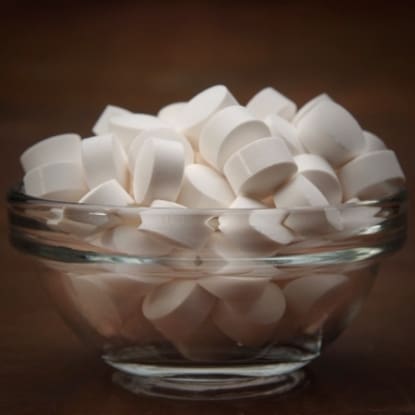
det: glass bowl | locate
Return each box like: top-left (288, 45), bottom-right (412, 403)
top-left (7, 186), bottom-right (407, 400)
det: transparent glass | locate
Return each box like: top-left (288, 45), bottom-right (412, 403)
top-left (7, 186), bottom-right (407, 400)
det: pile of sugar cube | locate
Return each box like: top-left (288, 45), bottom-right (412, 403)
top-left (21, 85), bottom-right (405, 212)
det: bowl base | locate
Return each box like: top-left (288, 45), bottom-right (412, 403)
top-left (112, 368), bottom-right (307, 400)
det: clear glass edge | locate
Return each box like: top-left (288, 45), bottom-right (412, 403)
top-left (7, 183), bottom-right (408, 214)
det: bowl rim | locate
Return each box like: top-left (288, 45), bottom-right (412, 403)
top-left (7, 182), bottom-right (408, 214)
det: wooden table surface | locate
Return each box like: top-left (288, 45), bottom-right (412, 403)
top-left (1, 2), bottom-right (414, 414)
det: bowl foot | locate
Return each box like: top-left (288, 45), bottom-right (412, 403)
top-left (112, 367), bottom-right (307, 400)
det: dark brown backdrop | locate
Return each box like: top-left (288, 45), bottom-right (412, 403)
top-left (1, 2), bottom-right (414, 414)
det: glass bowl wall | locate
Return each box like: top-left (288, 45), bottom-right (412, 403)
top-left (7, 187), bottom-right (407, 400)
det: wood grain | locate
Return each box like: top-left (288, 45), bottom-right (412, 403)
top-left (1, 2), bottom-right (414, 413)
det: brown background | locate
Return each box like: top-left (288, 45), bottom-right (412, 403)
top-left (1, 1), bottom-right (414, 414)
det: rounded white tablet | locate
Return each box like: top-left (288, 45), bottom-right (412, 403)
top-left (109, 224), bottom-right (172, 256)
top-left (294, 154), bottom-right (342, 204)
top-left (79, 179), bottom-right (134, 206)
top-left (177, 164), bottom-right (234, 208)
top-left (81, 134), bottom-right (128, 189)
top-left (265, 114), bottom-right (305, 155)
top-left (142, 280), bottom-right (215, 343)
top-left (228, 195), bottom-right (265, 209)
top-left (283, 274), bottom-right (350, 326)
top-left (90, 273), bottom-right (167, 306)
top-left (218, 196), bottom-right (293, 256)
top-left (23, 161), bottom-right (87, 202)
top-left (362, 131), bottom-right (386, 153)
top-left (246, 87), bottom-right (297, 120)
top-left (297, 100), bottom-right (365, 166)
top-left (20, 133), bottom-right (81, 173)
top-left (133, 137), bottom-right (185, 205)
top-left (109, 113), bottom-right (167, 148)
top-left (199, 233), bottom-right (256, 275)
top-left (199, 105), bottom-right (271, 171)
top-left (157, 102), bottom-right (186, 128)
top-left (248, 209), bottom-right (295, 245)
top-left (213, 283), bottom-right (286, 347)
top-left (339, 198), bottom-right (382, 231)
top-left (273, 175), bottom-right (342, 235)
top-left (139, 200), bottom-right (214, 249)
top-left (174, 317), bottom-right (236, 361)
top-left (92, 105), bottom-right (131, 135)
top-left (201, 232), bottom-right (258, 269)
top-left (128, 127), bottom-right (193, 171)
top-left (224, 137), bottom-right (297, 197)
top-left (273, 174), bottom-right (328, 208)
top-left (292, 93), bottom-right (332, 125)
top-left (218, 195), bottom-right (266, 240)
top-left (285, 207), bottom-right (342, 237)
top-left (179, 85), bottom-right (238, 148)
top-left (338, 150), bottom-right (405, 200)
top-left (199, 275), bottom-right (270, 305)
